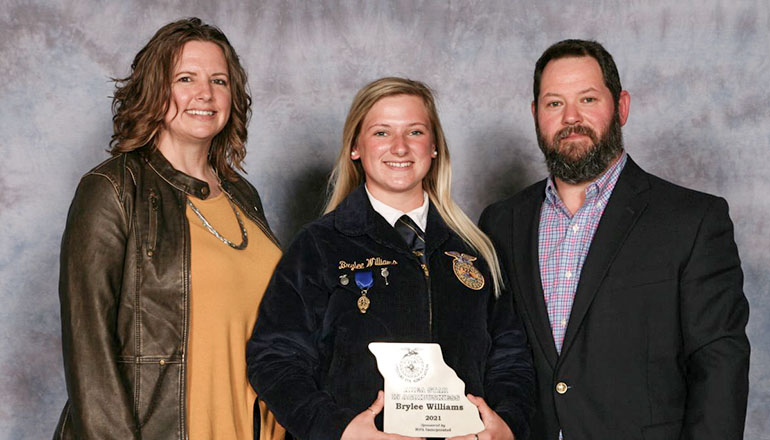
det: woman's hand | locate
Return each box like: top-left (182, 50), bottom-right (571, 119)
top-left (447, 394), bottom-right (515, 440)
top-left (341, 390), bottom-right (426, 440)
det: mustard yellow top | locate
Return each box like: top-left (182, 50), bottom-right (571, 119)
top-left (185, 192), bottom-right (284, 440)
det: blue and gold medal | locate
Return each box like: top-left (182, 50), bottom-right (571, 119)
top-left (355, 270), bottom-right (374, 313)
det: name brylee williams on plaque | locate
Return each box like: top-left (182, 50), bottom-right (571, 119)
top-left (393, 386), bottom-right (464, 412)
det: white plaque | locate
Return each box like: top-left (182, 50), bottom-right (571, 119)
top-left (369, 342), bottom-right (484, 437)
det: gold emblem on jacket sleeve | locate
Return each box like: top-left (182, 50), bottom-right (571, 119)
top-left (444, 251), bottom-right (485, 290)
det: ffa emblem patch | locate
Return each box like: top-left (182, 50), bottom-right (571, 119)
top-left (444, 251), bottom-right (485, 291)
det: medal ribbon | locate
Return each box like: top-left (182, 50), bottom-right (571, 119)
top-left (354, 270), bottom-right (374, 291)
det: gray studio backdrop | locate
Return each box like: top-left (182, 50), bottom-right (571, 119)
top-left (1, 1), bottom-right (768, 438)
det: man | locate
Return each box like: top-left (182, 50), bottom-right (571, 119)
top-left (479, 39), bottom-right (750, 439)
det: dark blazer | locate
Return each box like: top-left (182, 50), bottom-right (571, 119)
top-left (479, 157), bottom-right (750, 440)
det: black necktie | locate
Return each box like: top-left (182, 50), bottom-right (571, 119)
top-left (395, 215), bottom-right (429, 277)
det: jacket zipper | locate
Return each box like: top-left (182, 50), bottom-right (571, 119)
top-left (147, 190), bottom-right (158, 256)
top-left (426, 272), bottom-right (433, 341)
top-left (415, 251), bottom-right (433, 340)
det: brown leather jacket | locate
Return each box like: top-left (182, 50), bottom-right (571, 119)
top-left (54, 148), bottom-right (278, 439)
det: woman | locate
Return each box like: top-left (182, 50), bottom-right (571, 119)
top-left (247, 78), bottom-right (534, 440)
top-left (55, 18), bottom-right (284, 440)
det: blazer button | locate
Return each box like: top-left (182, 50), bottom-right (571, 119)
top-left (159, 360), bottom-right (166, 366)
top-left (556, 382), bottom-right (568, 394)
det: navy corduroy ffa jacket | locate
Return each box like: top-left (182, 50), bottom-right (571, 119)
top-left (248, 185), bottom-right (535, 440)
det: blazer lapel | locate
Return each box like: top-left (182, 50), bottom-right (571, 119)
top-left (512, 183), bottom-right (559, 368)
top-left (559, 158), bottom-right (651, 360)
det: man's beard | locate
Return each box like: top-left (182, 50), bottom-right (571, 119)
top-left (536, 111), bottom-right (624, 184)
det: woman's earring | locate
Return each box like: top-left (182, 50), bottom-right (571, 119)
top-left (431, 150), bottom-right (438, 158)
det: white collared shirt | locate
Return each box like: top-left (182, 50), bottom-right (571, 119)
top-left (364, 185), bottom-right (429, 232)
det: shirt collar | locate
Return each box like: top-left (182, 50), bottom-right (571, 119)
top-left (545, 151), bottom-right (628, 208)
top-left (365, 184), bottom-right (430, 232)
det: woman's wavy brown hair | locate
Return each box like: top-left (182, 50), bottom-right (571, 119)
top-left (110, 17), bottom-right (251, 180)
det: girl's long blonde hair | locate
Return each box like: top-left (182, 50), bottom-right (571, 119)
top-left (325, 77), bottom-right (504, 296)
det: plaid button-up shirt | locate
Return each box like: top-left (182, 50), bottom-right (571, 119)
top-left (538, 153), bottom-right (627, 353)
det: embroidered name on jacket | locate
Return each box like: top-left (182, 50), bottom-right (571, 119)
top-left (339, 257), bottom-right (399, 271)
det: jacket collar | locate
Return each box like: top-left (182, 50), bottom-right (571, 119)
top-left (511, 180), bottom-right (557, 366)
top-left (558, 155), bottom-right (650, 361)
top-left (334, 184), bottom-right (451, 255)
top-left (142, 147), bottom-right (214, 200)
top-left (512, 155), bottom-right (651, 368)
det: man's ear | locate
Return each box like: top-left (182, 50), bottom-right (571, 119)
top-left (617, 91), bottom-right (630, 126)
